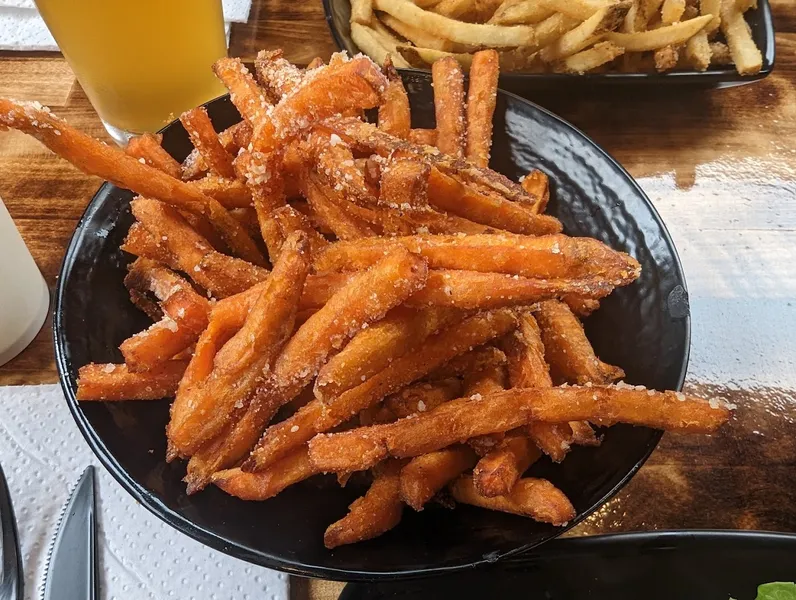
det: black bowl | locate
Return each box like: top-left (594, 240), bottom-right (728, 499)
top-left (323, 0), bottom-right (775, 91)
top-left (54, 75), bottom-right (689, 580)
top-left (341, 530), bottom-right (796, 599)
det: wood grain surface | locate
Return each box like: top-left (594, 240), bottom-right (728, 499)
top-left (0, 1), bottom-right (794, 599)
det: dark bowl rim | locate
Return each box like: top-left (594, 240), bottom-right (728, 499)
top-left (322, 0), bottom-right (775, 83)
top-left (53, 86), bottom-right (690, 581)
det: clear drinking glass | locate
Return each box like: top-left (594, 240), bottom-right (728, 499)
top-left (0, 197), bottom-right (49, 367)
top-left (34, 0), bottom-right (229, 145)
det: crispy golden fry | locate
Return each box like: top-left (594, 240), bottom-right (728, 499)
top-left (379, 157), bottom-right (430, 208)
top-left (462, 360), bottom-right (508, 455)
top-left (271, 204), bottom-right (329, 256)
top-left (125, 133), bottom-right (182, 179)
top-left (685, 29), bottom-right (712, 71)
top-left (473, 432), bottom-right (542, 496)
top-left (248, 309), bottom-right (518, 471)
top-left (701, 0), bottom-right (722, 33)
top-left (0, 99), bottom-right (264, 265)
top-left (369, 20), bottom-right (414, 67)
top-left (521, 169), bottom-right (549, 213)
top-left (535, 300), bottom-right (624, 385)
top-left (195, 251), bottom-right (271, 297)
top-left (315, 306), bottom-right (463, 401)
top-left (307, 386), bottom-right (733, 472)
top-left (314, 234), bottom-right (641, 288)
top-left (303, 175), bottom-right (377, 239)
top-left (373, 0), bottom-right (537, 47)
top-left (400, 446), bottom-right (477, 510)
top-left (540, 4), bottom-right (630, 62)
top-left (433, 0), bottom-right (474, 18)
top-left (661, 0), bottom-right (686, 22)
top-left (299, 272), bottom-right (358, 310)
top-left (351, 0), bottom-right (375, 24)
top-left (535, 13), bottom-right (582, 48)
top-left (654, 44), bottom-right (680, 72)
top-left (432, 345), bottom-right (506, 380)
top-left (406, 270), bottom-right (613, 310)
top-left (211, 446), bottom-right (320, 500)
top-left (569, 420), bottom-right (601, 446)
top-left (450, 475), bottom-right (575, 525)
top-left (489, 0), bottom-right (556, 25)
top-left (254, 49), bottom-right (305, 101)
top-left (548, 0), bottom-right (614, 20)
top-left (180, 107), bottom-right (237, 180)
top-left (351, 23), bottom-right (395, 68)
top-left (465, 50), bottom-right (499, 168)
top-left (185, 176), bottom-right (253, 209)
top-left (167, 233), bottom-right (311, 457)
top-left (432, 57), bottom-right (467, 158)
top-left (379, 13), bottom-right (455, 51)
top-left (428, 168), bottom-right (562, 234)
top-left (398, 45), bottom-right (475, 70)
top-left (378, 57), bottom-right (412, 139)
top-left (385, 378), bottom-right (463, 418)
top-left (308, 130), bottom-right (372, 207)
top-left (552, 41), bottom-right (625, 73)
top-left (709, 40), bottom-right (733, 64)
top-left (77, 361), bottom-right (188, 401)
top-left (407, 128), bottom-right (438, 146)
top-left (121, 227), bottom-right (179, 270)
top-left (212, 58), bottom-right (271, 127)
top-left (720, 0), bottom-right (762, 75)
top-left (324, 459), bottom-right (404, 549)
top-left (635, 0), bottom-right (665, 29)
top-left (606, 15), bottom-right (712, 50)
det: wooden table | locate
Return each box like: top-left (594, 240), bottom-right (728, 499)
top-left (1, 1), bottom-right (795, 599)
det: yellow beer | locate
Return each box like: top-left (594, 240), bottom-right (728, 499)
top-left (35, 0), bottom-right (228, 135)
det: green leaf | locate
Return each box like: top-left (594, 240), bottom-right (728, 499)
top-left (756, 582), bottom-right (796, 600)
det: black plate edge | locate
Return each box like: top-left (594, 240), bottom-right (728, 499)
top-left (322, 0), bottom-right (775, 86)
top-left (52, 86), bottom-right (690, 581)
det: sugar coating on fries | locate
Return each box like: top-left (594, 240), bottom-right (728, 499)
top-left (7, 49), bottom-right (739, 549)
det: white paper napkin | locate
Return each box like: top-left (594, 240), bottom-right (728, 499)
top-left (0, 384), bottom-right (289, 600)
top-left (0, 0), bottom-right (252, 51)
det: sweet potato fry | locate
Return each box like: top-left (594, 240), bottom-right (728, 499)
top-left (431, 57), bottom-right (466, 158)
top-left (303, 176), bottom-right (377, 240)
top-left (521, 169), bottom-right (550, 214)
top-left (196, 251), bottom-right (270, 297)
top-left (406, 270), bottom-right (613, 310)
top-left (502, 311), bottom-right (552, 388)
top-left (271, 204), bottom-right (329, 256)
top-left (167, 232), bottom-right (311, 457)
top-left (185, 176), bottom-right (253, 209)
top-left (400, 446), bottom-right (477, 510)
top-left (125, 133), bottom-right (182, 179)
top-left (385, 378), bottom-right (463, 418)
top-left (465, 50), bottom-right (499, 168)
top-left (314, 234), bottom-right (641, 288)
top-left (315, 306), bottom-right (464, 401)
top-left (450, 476), bottom-right (575, 525)
top-left (254, 49), bottom-right (305, 101)
top-left (249, 309), bottom-right (518, 472)
top-left (432, 346), bottom-right (506, 380)
top-left (379, 157), bottom-right (431, 209)
top-left (307, 386), bottom-right (732, 472)
top-left (473, 432), bottom-right (542, 497)
top-left (208, 446), bottom-right (319, 500)
top-left (463, 359), bottom-right (508, 455)
top-left (212, 58), bottom-right (271, 128)
top-left (562, 294), bottom-right (600, 317)
top-left (121, 223), bottom-right (180, 269)
top-left (378, 57), bottom-right (412, 139)
top-left (324, 459), bottom-right (404, 549)
top-left (77, 361), bottom-right (188, 401)
top-left (180, 107), bottom-right (237, 180)
top-left (535, 300), bottom-right (624, 385)
top-left (181, 121), bottom-right (253, 181)
top-left (408, 128), bottom-right (438, 146)
top-left (307, 130), bottom-right (373, 208)
top-left (0, 99), bottom-right (264, 265)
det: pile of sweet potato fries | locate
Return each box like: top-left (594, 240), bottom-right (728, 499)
top-left (0, 49), bottom-right (732, 549)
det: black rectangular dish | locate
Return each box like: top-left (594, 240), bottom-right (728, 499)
top-left (323, 0), bottom-right (775, 91)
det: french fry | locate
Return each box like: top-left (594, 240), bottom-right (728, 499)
top-left (535, 12), bottom-right (582, 48)
top-left (307, 57), bottom-right (325, 70)
top-left (606, 15), bottom-right (712, 50)
top-left (552, 41), bottom-right (625, 74)
top-left (125, 133), bottom-right (182, 179)
top-left (433, 0), bottom-right (475, 18)
top-left (379, 13), bottom-right (455, 51)
top-left (324, 459), bottom-right (404, 549)
top-left (186, 176), bottom-right (253, 209)
top-left (299, 272), bottom-right (359, 310)
top-left (313, 234), bottom-right (642, 288)
top-left (685, 29), bottom-right (712, 71)
top-left (77, 361), bottom-right (188, 401)
top-left (431, 345), bottom-right (506, 380)
top-left (379, 156), bottom-right (430, 208)
top-left (465, 50), bottom-right (499, 168)
top-left (167, 232), bottom-right (311, 457)
top-left (0, 98), bottom-right (264, 265)
top-left (271, 204), bottom-right (329, 256)
top-left (212, 58), bottom-right (271, 127)
top-left (540, 4), bottom-right (630, 63)
top-left (520, 169), bottom-right (550, 213)
top-left (351, 23), bottom-right (395, 69)
top-left (121, 223), bottom-right (180, 270)
top-left (254, 49), bottom-right (305, 101)
top-left (462, 359), bottom-right (508, 455)
top-left (661, 0), bottom-right (686, 23)
top-left (384, 378), bottom-right (463, 418)
top-left (709, 40), bottom-right (733, 64)
top-left (547, 0), bottom-right (614, 20)
top-left (307, 386), bottom-right (733, 472)
top-left (535, 300), bottom-right (624, 385)
top-left (351, 0), bottom-right (375, 24)
top-left (569, 420), bottom-right (601, 446)
top-left (180, 107), bottom-right (237, 180)
top-left (432, 57), bottom-right (467, 158)
top-left (373, 0), bottom-right (537, 47)
top-left (211, 446), bottom-right (320, 500)
top-left (450, 475), bottom-right (575, 525)
top-left (369, 20), bottom-right (414, 66)
top-left (378, 57), bottom-right (412, 140)
top-left (408, 128), bottom-right (438, 146)
top-left (303, 176), bottom-right (377, 239)
top-left (315, 306), bottom-right (463, 401)
top-left (720, 0), bottom-right (762, 75)
top-left (405, 270), bottom-right (614, 310)
top-left (195, 250), bottom-right (270, 297)
top-left (399, 45), bottom-right (475, 70)
top-left (307, 130), bottom-right (372, 207)
top-left (635, 0), bottom-right (665, 29)
top-left (701, 0), bottom-right (722, 33)
top-left (489, 0), bottom-right (556, 25)
top-left (248, 309), bottom-right (518, 471)
top-left (654, 44), bottom-right (680, 72)
top-left (400, 445), bottom-right (477, 510)
top-left (472, 432), bottom-right (542, 496)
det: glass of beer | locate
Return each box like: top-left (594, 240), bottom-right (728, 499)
top-left (35, 0), bottom-right (228, 145)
